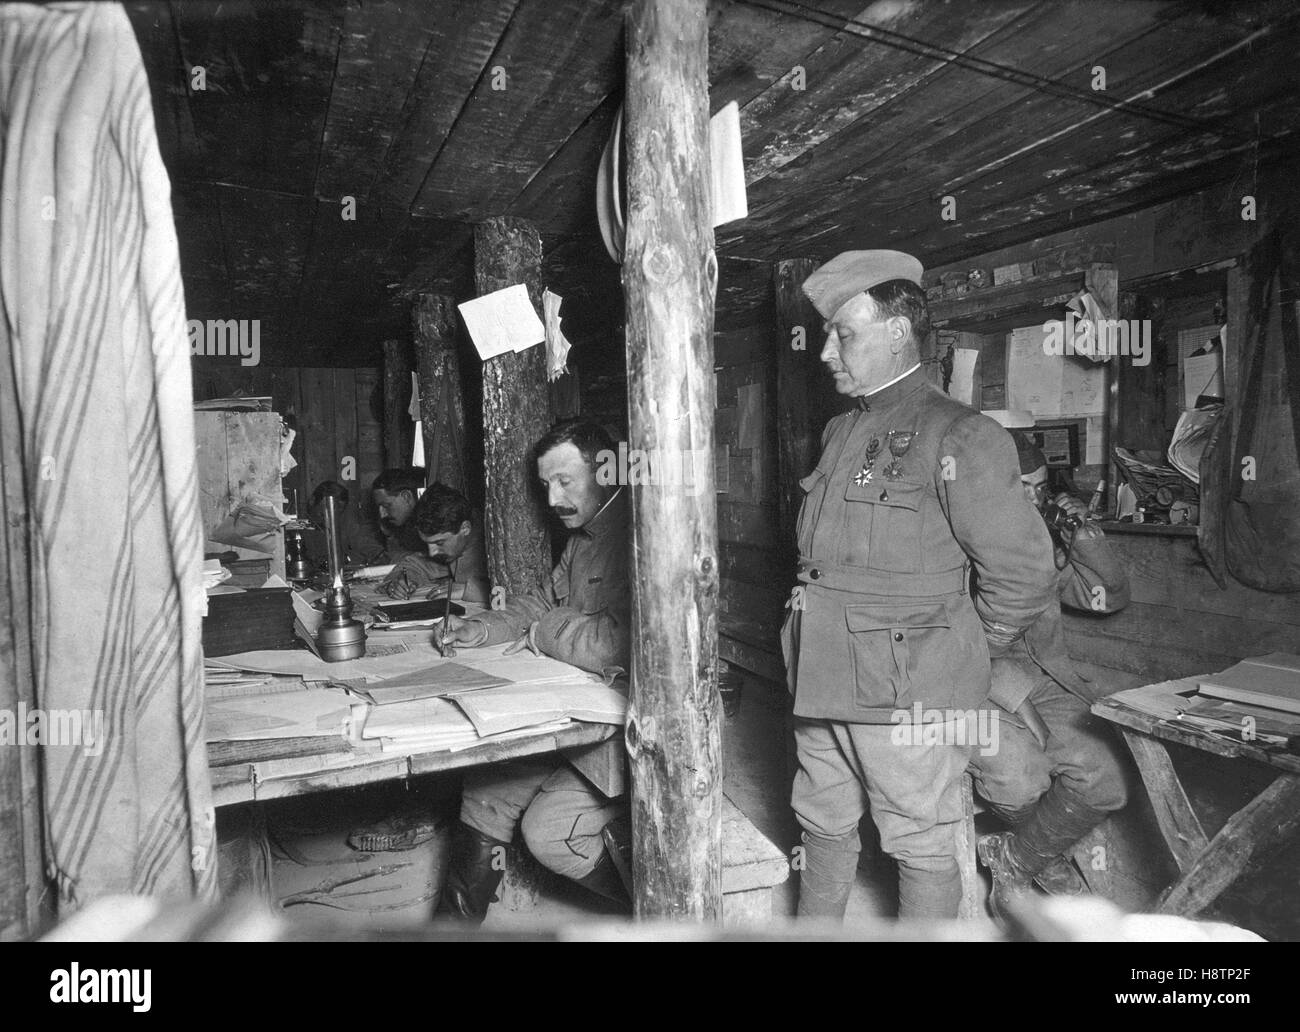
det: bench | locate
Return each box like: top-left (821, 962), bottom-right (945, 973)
top-left (723, 792), bottom-right (790, 923)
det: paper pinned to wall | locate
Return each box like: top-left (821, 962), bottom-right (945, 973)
top-left (948, 348), bottom-right (978, 406)
top-left (710, 101), bottom-right (748, 228)
top-left (458, 284), bottom-right (545, 361)
top-left (542, 288), bottom-right (572, 381)
top-left (1007, 323), bottom-right (1104, 419)
top-left (1085, 415), bottom-right (1104, 465)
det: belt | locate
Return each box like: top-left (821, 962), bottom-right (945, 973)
top-left (796, 556), bottom-right (968, 597)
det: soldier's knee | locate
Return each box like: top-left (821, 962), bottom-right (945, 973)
top-left (970, 758), bottom-right (1051, 812)
top-left (1059, 741), bottom-right (1129, 812)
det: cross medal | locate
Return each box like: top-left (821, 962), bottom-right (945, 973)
top-left (853, 437), bottom-right (881, 486)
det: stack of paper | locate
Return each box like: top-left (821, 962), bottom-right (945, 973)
top-left (1199, 654), bottom-right (1300, 716)
top-left (454, 682), bottom-right (627, 737)
top-left (205, 684), bottom-right (356, 743)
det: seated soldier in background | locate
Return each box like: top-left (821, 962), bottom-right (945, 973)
top-left (434, 418), bottom-right (632, 923)
top-left (370, 466), bottom-right (428, 561)
top-left (379, 482), bottom-right (490, 603)
top-left (972, 431), bottom-right (1132, 917)
top-left (303, 480), bottom-right (385, 567)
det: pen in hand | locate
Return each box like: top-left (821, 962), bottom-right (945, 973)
top-left (436, 570), bottom-right (455, 658)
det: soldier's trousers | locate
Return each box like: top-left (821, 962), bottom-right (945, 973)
top-left (969, 673), bottom-right (1128, 816)
top-left (792, 716), bottom-right (972, 919)
top-left (461, 758), bottom-right (625, 880)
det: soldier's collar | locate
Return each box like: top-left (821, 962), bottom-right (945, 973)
top-left (855, 364), bottom-right (924, 412)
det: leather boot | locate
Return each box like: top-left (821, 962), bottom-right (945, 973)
top-left (897, 863), bottom-right (962, 920)
top-left (435, 821), bottom-right (509, 926)
top-left (977, 830), bottom-right (1033, 923)
top-left (600, 814), bottom-right (634, 898)
top-left (796, 830), bottom-right (860, 920)
top-left (573, 851), bottom-right (631, 907)
top-left (1008, 780), bottom-right (1109, 879)
top-left (986, 798), bottom-right (1087, 896)
top-left (979, 781), bottom-right (1108, 921)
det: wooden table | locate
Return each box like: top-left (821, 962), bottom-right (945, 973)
top-left (207, 608), bottom-right (625, 807)
top-left (210, 719), bottom-right (620, 807)
top-left (1093, 674), bottom-right (1300, 916)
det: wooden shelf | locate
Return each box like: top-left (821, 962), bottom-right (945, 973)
top-left (1097, 520), bottom-right (1197, 537)
top-left (929, 266), bottom-right (1103, 330)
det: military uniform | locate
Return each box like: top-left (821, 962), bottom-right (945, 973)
top-left (783, 366), bottom-right (1057, 917)
top-left (970, 529), bottom-right (1132, 826)
top-left (457, 488), bottom-right (630, 879)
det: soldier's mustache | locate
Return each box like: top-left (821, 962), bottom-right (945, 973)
top-left (552, 506), bottom-right (578, 517)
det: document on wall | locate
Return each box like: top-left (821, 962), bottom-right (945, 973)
top-left (458, 284), bottom-right (545, 361)
top-left (1007, 324), bottom-right (1104, 418)
top-left (948, 348), bottom-right (978, 406)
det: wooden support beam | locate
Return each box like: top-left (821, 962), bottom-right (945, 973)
top-left (381, 338), bottom-right (413, 469)
top-left (1158, 773), bottom-right (1300, 916)
top-left (623, 0), bottom-right (721, 920)
top-left (412, 293), bottom-right (468, 492)
top-left (1120, 731), bottom-right (1209, 873)
top-left (474, 217), bottom-right (552, 594)
top-left (773, 258), bottom-right (821, 552)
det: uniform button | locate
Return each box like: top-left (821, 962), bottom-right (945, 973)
top-left (893, 632), bottom-right (904, 642)
top-left (809, 568), bottom-right (820, 580)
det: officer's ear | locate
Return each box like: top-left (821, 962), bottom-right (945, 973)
top-left (887, 315), bottom-right (912, 353)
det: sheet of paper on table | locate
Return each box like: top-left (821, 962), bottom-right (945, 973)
top-left (205, 685), bottom-right (356, 742)
top-left (453, 682), bottom-right (628, 737)
top-left (206, 641), bottom-right (437, 683)
top-left (354, 662), bottom-right (509, 705)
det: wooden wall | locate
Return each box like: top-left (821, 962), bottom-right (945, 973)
top-left (191, 361), bottom-right (384, 520)
top-left (713, 260), bottom-right (788, 683)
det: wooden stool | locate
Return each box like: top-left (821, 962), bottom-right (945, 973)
top-left (955, 770), bottom-right (985, 919)
top-left (722, 793), bottom-right (790, 924)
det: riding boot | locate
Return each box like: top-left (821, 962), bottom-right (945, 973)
top-left (573, 851), bottom-right (631, 907)
top-left (434, 821), bottom-right (509, 926)
top-left (796, 830), bottom-right (860, 920)
top-left (1008, 779), bottom-right (1109, 877)
top-left (985, 797), bottom-right (1085, 895)
top-left (978, 780), bottom-right (1107, 920)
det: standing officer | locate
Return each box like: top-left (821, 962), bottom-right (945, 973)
top-left (783, 250), bottom-right (1057, 920)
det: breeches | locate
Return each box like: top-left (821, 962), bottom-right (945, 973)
top-left (461, 758), bottom-right (624, 880)
top-left (791, 716), bottom-right (971, 871)
top-left (968, 673), bottom-right (1128, 813)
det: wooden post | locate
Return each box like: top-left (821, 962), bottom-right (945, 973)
top-left (381, 338), bottom-right (412, 469)
top-left (774, 258), bottom-right (821, 552)
top-left (623, 0), bottom-right (721, 920)
top-left (412, 293), bottom-right (468, 492)
top-left (475, 217), bottom-right (552, 594)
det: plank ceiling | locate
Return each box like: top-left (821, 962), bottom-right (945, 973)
top-left (125, 0), bottom-right (1300, 366)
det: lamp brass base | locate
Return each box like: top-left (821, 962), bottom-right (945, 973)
top-left (317, 618), bottom-right (366, 662)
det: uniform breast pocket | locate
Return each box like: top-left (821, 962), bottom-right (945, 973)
top-left (840, 479), bottom-right (923, 571)
top-left (844, 601), bottom-right (955, 710)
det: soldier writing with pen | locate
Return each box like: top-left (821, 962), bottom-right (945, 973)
top-left (433, 418), bottom-right (634, 922)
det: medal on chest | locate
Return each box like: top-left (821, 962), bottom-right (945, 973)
top-left (883, 429), bottom-right (916, 480)
top-left (853, 436), bottom-right (881, 486)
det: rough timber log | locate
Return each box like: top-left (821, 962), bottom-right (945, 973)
top-left (381, 337), bottom-right (412, 469)
top-left (475, 216), bottom-right (552, 594)
top-left (412, 292), bottom-right (467, 492)
top-left (622, 0), bottom-right (721, 920)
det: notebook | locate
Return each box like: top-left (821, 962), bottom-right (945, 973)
top-left (1198, 654), bottom-right (1300, 715)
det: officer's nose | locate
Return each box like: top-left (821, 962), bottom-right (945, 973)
top-left (547, 483), bottom-right (564, 508)
top-left (820, 331), bottom-right (838, 364)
